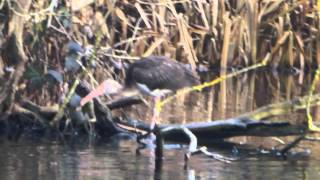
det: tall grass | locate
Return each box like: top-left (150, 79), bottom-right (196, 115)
top-left (18, 0), bottom-right (320, 71)
top-left (1, 0), bottom-right (319, 105)
top-left (73, 0), bottom-right (318, 70)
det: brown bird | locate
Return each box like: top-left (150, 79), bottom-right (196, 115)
top-left (80, 56), bottom-right (200, 129)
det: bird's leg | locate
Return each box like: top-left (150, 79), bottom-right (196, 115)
top-left (151, 96), bottom-right (161, 131)
top-left (87, 101), bottom-right (97, 136)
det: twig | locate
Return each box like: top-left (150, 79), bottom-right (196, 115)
top-left (13, 104), bottom-right (48, 125)
top-left (137, 0), bottom-right (192, 6)
top-left (279, 135), bottom-right (305, 155)
top-left (50, 79), bottom-right (80, 126)
top-left (189, 147), bottom-right (236, 163)
top-left (304, 136), bottom-right (320, 141)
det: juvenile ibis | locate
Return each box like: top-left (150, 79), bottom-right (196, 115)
top-left (80, 56), bottom-right (200, 129)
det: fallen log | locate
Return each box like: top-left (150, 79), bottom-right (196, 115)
top-left (155, 120), bottom-right (310, 161)
top-left (117, 117), bottom-right (307, 142)
top-left (18, 98), bottom-right (309, 141)
top-left (14, 98), bottom-right (127, 137)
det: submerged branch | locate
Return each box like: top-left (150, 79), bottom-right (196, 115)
top-left (279, 135), bottom-right (305, 155)
top-left (239, 93), bottom-right (320, 120)
top-left (159, 126), bottom-right (235, 162)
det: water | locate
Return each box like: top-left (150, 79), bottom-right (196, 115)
top-left (1, 71), bottom-right (320, 179)
top-left (0, 138), bottom-right (320, 180)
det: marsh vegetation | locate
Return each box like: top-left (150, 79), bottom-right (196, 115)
top-left (0, 0), bottom-right (320, 160)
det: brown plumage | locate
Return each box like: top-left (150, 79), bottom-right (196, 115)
top-left (125, 56), bottom-right (200, 91)
top-left (80, 56), bottom-right (199, 106)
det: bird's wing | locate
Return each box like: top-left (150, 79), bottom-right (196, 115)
top-left (126, 56), bottom-right (199, 90)
top-left (131, 58), bottom-right (186, 90)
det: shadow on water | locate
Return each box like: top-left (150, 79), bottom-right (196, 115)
top-left (1, 71), bottom-right (320, 179)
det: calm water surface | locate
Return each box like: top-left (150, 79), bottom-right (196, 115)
top-left (0, 138), bottom-right (320, 180)
top-left (1, 72), bottom-right (320, 179)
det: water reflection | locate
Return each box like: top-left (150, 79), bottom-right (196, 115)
top-left (1, 72), bottom-right (320, 179)
top-left (126, 71), bottom-right (313, 125)
top-left (1, 138), bottom-right (320, 180)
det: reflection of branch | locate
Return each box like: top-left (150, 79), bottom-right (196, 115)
top-left (279, 135), bottom-right (305, 155)
top-left (305, 65), bottom-right (320, 131)
top-left (159, 126), bottom-right (236, 162)
top-left (188, 146), bottom-right (235, 163)
top-left (239, 93), bottom-right (320, 120)
top-left (156, 53), bottom-right (271, 114)
top-left (304, 136), bottom-right (320, 141)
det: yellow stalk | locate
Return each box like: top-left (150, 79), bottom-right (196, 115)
top-left (155, 53), bottom-right (270, 113)
top-left (135, 3), bottom-right (152, 29)
top-left (221, 14), bottom-right (231, 70)
top-left (142, 38), bottom-right (165, 57)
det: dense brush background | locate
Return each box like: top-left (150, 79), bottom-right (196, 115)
top-left (0, 0), bottom-right (319, 108)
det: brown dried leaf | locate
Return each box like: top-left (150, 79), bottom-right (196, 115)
top-left (288, 31), bottom-right (294, 66)
top-left (95, 12), bottom-right (109, 37)
top-left (195, 1), bottom-right (209, 30)
top-left (210, 0), bottom-right (218, 28)
top-left (143, 38), bottom-right (165, 57)
top-left (135, 3), bottom-right (151, 29)
top-left (177, 15), bottom-right (198, 69)
top-left (317, 33), bottom-right (320, 65)
top-left (261, 0), bottom-right (284, 17)
top-left (271, 31), bottom-right (290, 55)
top-left (71, 0), bottom-right (94, 11)
top-left (115, 7), bottom-right (128, 24)
top-left (221, 14), bottom-right (231, 70)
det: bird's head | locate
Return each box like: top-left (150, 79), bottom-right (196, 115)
top-left (80, 79), bottom-right (123, 107)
